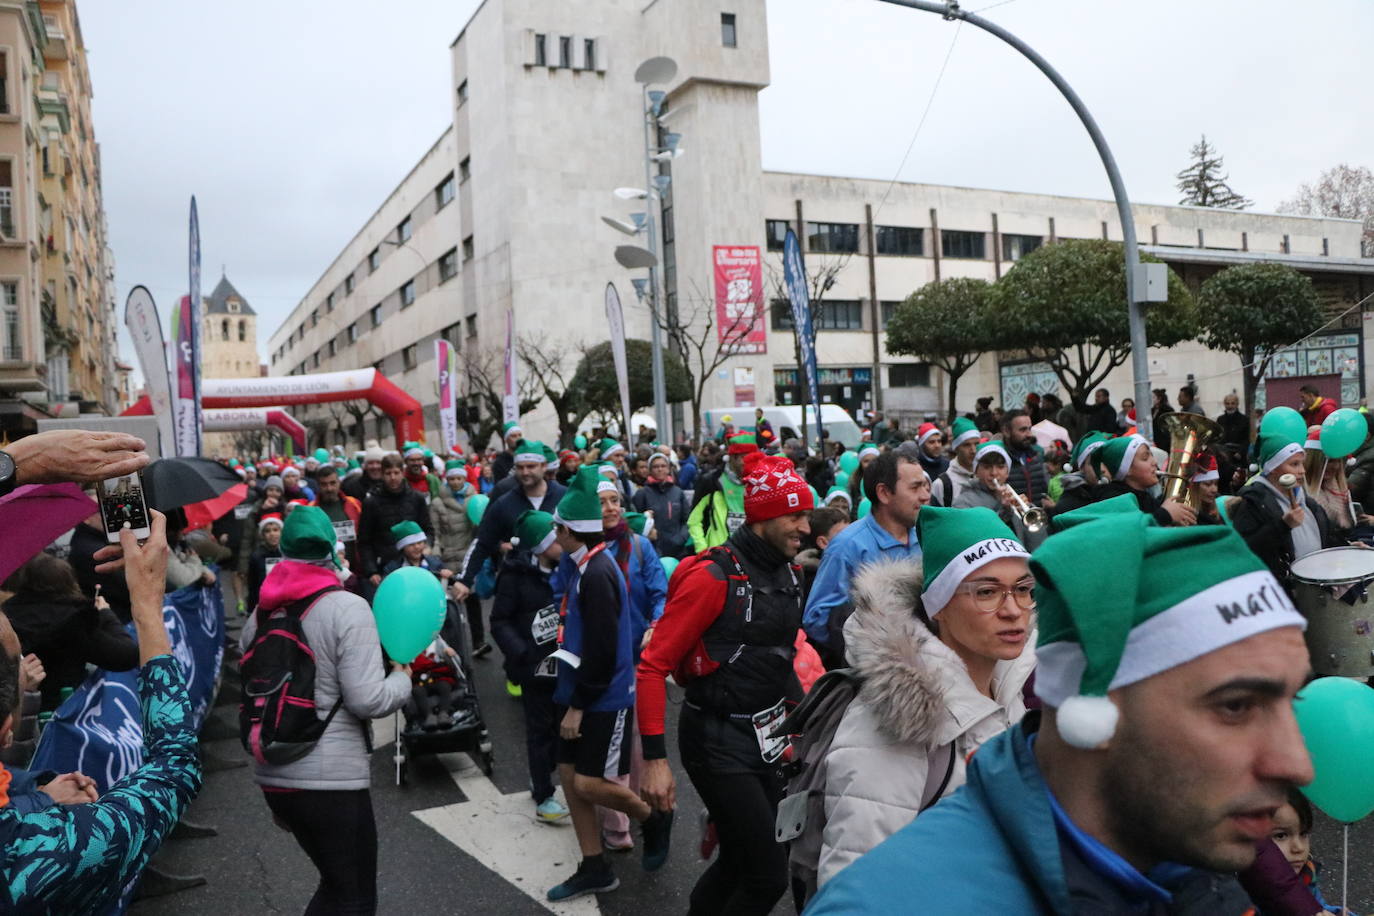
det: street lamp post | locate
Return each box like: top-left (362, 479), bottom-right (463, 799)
top-left (875, 0), bottom-right (1159, 440)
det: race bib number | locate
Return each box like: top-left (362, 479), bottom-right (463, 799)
top-left (531, 605), bottom-right (559, 645)
top-left (264, 557), bottom-right (283, 574)
top-left (234, 504), bottom-right (252, 520)
top-left (751, 699), bottom-right (789, 764)
top-left (726, 511), bottom-right (746, 535)
top-left (534, 655), bottom-right (558, 679)
top-left (333, 520), bottom-right (357, 542)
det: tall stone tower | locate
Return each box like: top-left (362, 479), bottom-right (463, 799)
top-left (200, 274), bottom-right (260, 455)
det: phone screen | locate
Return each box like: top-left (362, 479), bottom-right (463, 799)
top-left (99, 472), bottom-right (151, 540)
top-left (1353, 502), bottom-right (1364, 518)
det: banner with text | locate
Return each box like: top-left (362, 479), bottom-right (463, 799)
top-left (436, 339), bottom-right (459, 455)
top-left (605, 283), bottom-right (633, 439)
top-left (171, 295), bottom-right (201, 456)
top-left (782, 229), bottom-right (823, 446)
top-left (123, 287), bottom-right (176, 457)
top-left (713, 245), bottom-right (767, 355)
top-left (188, 197), bottom-right (204, 454)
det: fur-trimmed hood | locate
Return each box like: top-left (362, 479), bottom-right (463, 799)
top-left (842, 557), bottom-right (1036, 747)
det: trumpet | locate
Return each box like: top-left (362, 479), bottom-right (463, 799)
top-left (996, 481), bottom-right (1048, 533)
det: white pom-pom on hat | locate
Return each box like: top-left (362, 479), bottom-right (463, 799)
top-left (1056, 695), bottom-right (1119, 749)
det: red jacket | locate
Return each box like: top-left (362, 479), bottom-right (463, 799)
top-left (1301, 396), bottom-right (1337, 426)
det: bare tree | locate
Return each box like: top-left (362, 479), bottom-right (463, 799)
top-left (517, 333), bottom-right (583, 447)
top-left (326, 404), bottom-right (351, 449)
top-left (231, 430), bottom-right (266, 459)
top-left (763, 252), bottom-right (851, 443)
top-left (458, 346), bottom-right (543, 450)
top-left (1279, 163), bottom-right (1374, 257)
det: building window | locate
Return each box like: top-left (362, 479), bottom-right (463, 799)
top-left (456, 79), bottom-right (468, 105)
top-left (721, 13), bottom-right (737, 47)
top-left (941, 229), bottom-right (986, 259)
top-left (462, 235), bottom-right (474, 261)
top-left (400, 280), bottom-right (416, 307)
top-left (459, 157), bottom-right (471, 183)
top-left (310, 309), bottom-right (319, 328)
top-left (402, 344), bottom-right (417, 371)
top-left (817, 300), bottom-right (864, 331)
top-left (1001, 233), bottom-right (1042, 262)
top-left (370, 304), bottom-right (382, 328)
top-left (221, 319), bottom-right (230, 340)
top-left (465, 314), bottom-right (477, 338)
top-left (397, 216), bottom-right (412, 243)
top-left (439, 248), bottom-right (459, 282)
top-left (770, 299), bottom-right (794, 331)
top-left (0, 53), bottom-right (8, 115)
top-left (880, 300), bottom-right (904, 329)
top-left (238, 320), bottom-right (246, 342)
top-left (311, 351), bottom-right (320, 369)
top-left (559, 36), bottom-right (572, 68)
top-left (368, 247), bottom-right (380, 272)
top-left (876, 226), bottom-right (923, 256)
top-left (806, 221), bottom-right (859, 254)
top-left (347, 322), bottom-right (358, 344)
top-left (890, 363), bottom-right (932, 387)
top-left (583, 38), bottom-right (596, 71)
top-left (435, 172), bottom-right (455, 208)
top-left (0, 161), bottom-right (13, 237)
top-left (443, 321), bottom-right (462, 348)
top-left (327, 339), bottom-right (336, 358)
top-left (344, 273), bottom-right (355, 294)
top-left (4, 282), bottom-right (24, 358)
top-left (765, 219), bottom-right (789, 252)
top-left (534, 33), bottom-right (547, 66)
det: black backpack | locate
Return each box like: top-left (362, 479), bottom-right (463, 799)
top-left (240, 586), bottom-right (343, 765)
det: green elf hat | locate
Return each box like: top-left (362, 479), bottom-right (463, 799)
top-left (917, 506), bottom-right (1029, 616)
top-left (512, 439), bottom-right (547, 465)
top-left (502, 420), bottom-right (523, 439)
top-left (554, 466), bottom-right (605, 533)
top-left (857, 443), bottom-right (880, 460)
top-left (1050, 493), bottom-right (1147, 533)
top-left (974, 440), bottom-right (1011, 466)
top-left (391, 520), bottom-right (427, 549)
top-left (280, 505), bottom-right (341, 569)
top-left (403, 441), bottom-right (426, 459)
top-left (1094, 434), bottom-right (1148, 481)
top-left (950, 417), bottom-right (981, 449)
top-left (823, 486), bottom-right (851, 507)
top-left (1258, 433), bottom-right (1305, 475)
top-left (599, 437), bottom-right (627, 459)
top-left (444, 458), bottom-right (464, 473)
top-left (1032, 513), bottom-right (1305, 749)
top-left (512, 509), bottom-right (557, 556)
top-left (542, 443), bottom-right (559, 465)
top-left (594, 462), bottom-right (621, 494)
top-left (624, 510), bottom-right (654, 537)
top-left (726, 433), bottom-right (759, 455)
top-left (1069, 431), bottom-right (1110, 473)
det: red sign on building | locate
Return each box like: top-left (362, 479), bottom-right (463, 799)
top-left (713, 245), bottom-right (767, 355)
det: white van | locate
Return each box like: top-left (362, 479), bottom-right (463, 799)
top-left (701, 404), bottom-right (864, 450)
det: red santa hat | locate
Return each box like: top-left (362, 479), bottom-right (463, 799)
top-left (258, 512), bottom-right (284, 531)
top-left (917, 422), bottom-right (942, 446)
top-left (1190, 452), bottom-right (1219, 484)
top-left (742, 452), bottom-right (814, 523)
top-left (1304, 425), bottom-right (1323, 451)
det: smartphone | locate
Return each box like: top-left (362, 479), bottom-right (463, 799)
top-left (1354, 502), bottom-right (1364, 518)
top-left (99, 471), bottom-right (151, 543)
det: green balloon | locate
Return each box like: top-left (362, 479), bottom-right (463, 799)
top-left (1259, 406), bottom-right (1307, 445)
top-left (372, 566), bottom-right (447, 662)
top-left (839, 452), bottom-right (859, 474)
top-left (466, 493), bottom-right (490, 525)
top-left (857, 497), bottom-right (872, 519)
top-left (313, 448), bottom-right (329, 463)
top-left (660, 556), bottom-right (679, 580)
top-left (834, 470), bottom-right (850, 489)
top-left (1320, 407), bottom-right (1366, 459)
top-left (1295, 676), bottom-right (1374, 823)
top-left (574, 435), bottom-right (588, 450)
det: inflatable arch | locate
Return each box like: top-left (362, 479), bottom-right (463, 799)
top-left (203, 407), bottom-right (307, 453)
top-left (122, 368), bottom-right (424, 448)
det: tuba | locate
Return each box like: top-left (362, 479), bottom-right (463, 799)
top-left (1159, 413), bottom-right (1221, 511)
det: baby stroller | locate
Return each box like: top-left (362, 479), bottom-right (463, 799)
top-left (394, 598), bottom-right (493, 785)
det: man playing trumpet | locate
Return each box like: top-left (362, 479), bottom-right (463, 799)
top-left (1232, 432), bottom-right (1340, 583)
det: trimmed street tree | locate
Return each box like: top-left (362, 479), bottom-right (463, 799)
top-left (570, 338), bottom-right (692, 435)
top-left (1197, 263), bottom-right (1323, 415)
top-left (1176, 135), bottom-right (1252, 209)
top-left (993, 239), bottom-right (1198, 411)
top-left (886, 277), bottom-right (1003, 423)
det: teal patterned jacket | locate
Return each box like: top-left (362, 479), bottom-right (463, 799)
top-left (0, 654), bottom-right (203, 913)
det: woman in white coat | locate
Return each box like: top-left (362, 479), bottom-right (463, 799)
top-left (817, 506), bottom-right (1037, 888)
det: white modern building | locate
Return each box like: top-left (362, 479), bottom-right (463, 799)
top-left (267, 0), bottom-right (1373, 449)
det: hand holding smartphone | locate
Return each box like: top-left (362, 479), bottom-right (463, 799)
top-left (98, 471), bottom-right (152, 543)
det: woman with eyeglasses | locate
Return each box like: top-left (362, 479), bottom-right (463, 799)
top-left (813, 507), bottom-right (1037, 894)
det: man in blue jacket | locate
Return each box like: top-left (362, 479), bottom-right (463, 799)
top-left (802, 448), bottom-right (930, 664)
top-left (807, 512), bottom-right (1314, 914)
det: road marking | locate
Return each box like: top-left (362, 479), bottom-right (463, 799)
top-left (411, 751), bottom-right (602, 915)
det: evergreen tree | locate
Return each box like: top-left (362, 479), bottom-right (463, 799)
top-left (1176, 135), bottom-right (1252, 209)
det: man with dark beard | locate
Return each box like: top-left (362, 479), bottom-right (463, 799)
top-left (809, 512), bottom-right (1313, 914)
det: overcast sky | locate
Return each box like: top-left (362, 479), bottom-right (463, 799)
top-left (80, 0), bottom-right (1372, 381)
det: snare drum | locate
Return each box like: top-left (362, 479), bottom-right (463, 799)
top-left (1289, 546), bottom-right (1374, 677)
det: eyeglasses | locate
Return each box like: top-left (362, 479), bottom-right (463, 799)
top-left (956, 580), bottom-right (1036, 613)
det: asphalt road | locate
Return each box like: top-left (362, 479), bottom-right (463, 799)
top-left (128, 587), bottom-right (1372, 915)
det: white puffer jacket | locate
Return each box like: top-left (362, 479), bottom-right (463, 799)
top-left (817, 558), bottom-right (1036, 887)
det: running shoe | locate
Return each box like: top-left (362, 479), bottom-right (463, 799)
top-left (641, 808), bottom-right (674, 872)
top-left (602, 830), bottom-right (634, 852)
top-left (547, 865), bottom-right (619, 901)
top-left (536, 798), bottom-right (570, 822)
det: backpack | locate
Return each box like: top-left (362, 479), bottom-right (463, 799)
top-left (239, 586), bottom-right (344, 766)
top-left (773, 668), bottom-right (954, 907)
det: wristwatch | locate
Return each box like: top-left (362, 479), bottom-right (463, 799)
top-left (0, 450), bottom-right (16, 498)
